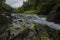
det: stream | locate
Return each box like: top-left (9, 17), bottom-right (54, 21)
top-left (11, 14), bottom-right (60, 30)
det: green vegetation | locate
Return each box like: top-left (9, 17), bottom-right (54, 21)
top-left (0, 2), bottom-right (12, 14)
top-left (18, 0), bottom-right (60, 15)
top-left (24, 9), bottom-right (36, 14)
top-left (29, 23), bottom-right (35, 30)
top-left (12, 8), bottom-right (20, 13)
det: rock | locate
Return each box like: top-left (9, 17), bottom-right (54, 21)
top-left (46, 4), bottom-right (60, 24)
top-left (30, 24), bottom-right (60, 40)
top-left (0, 15), bottom-right (12, 26)
top-left (0, 21), bottom-right (60, 40)
top-left (9, 24), bottom-right (60, 40)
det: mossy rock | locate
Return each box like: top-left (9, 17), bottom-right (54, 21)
top-left (29, 23), bottom-right (35, 30)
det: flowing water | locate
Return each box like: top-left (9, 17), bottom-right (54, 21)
top-left (11, 14), bottom-right (60, 30)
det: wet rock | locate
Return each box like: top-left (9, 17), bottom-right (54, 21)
top-left (9, 24), bottom-right (60, 40)
top-left (29, 24), bottom-right (60, 40)
top-left (0, 20), bottom-right (60, 40)
top-left (11, 29), bottom-right (35, 40)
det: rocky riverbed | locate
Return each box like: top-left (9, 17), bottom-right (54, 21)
top-left (0, 14), bottom-right (60, 40)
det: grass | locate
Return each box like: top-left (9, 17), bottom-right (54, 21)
top-left (24, 9), bottom-right (37, 14)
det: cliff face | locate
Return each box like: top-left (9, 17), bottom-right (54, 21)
top-left (46, 4), bottom-right (60, 24)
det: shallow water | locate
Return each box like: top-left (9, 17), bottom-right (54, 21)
top-left (12, 14), bottom-right (60, 30)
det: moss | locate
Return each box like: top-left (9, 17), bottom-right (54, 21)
top-left (28, 34), bottom-right (50, 40)
top-left (24, 9), bottom-right (37, 14)
top-left (21, 29), bottom-right (29, 33)
top-left (29, 23), bottom-right (35, 30)
top-left (41, 35), bottom-right (50, 40)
